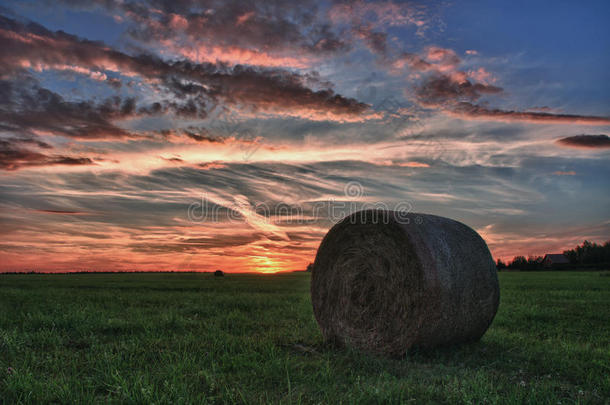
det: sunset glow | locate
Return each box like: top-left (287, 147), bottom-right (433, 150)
top-left (1, 0), bottom-right (609, 273)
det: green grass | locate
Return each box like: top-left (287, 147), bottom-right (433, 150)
top-left (0, 271), bottom-right (608, 404)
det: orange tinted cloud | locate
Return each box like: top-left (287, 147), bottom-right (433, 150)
top-left (397, 161), bottom-right (430, 168)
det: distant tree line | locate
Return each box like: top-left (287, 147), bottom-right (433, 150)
top-left (496, 240), bottom-right (610, 271)
top-left (496, 256), bottom-right (543, 271)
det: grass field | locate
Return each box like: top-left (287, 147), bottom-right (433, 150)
top-left (0, 271), bottom-right (608, 404)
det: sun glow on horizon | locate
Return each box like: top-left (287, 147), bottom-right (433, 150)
top-left (0, 1), bottom-right (609, 273)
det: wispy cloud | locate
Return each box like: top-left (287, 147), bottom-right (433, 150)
top-left (448, 104), bottom-right (610, 126)
top-left (1, 1), bottom-right (609, 273)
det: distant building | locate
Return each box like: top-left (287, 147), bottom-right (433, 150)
top-left (542, 254), bottom-right (570, 268)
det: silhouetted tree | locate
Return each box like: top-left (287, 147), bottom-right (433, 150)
top-left (504, 240), bottom-right (610, 271)
top-left (526, 256), bottom-right (544, 271)
top-left (508, 256), bottom-right (527, 270)
top-left (562, 240), bottom-right (610, 267)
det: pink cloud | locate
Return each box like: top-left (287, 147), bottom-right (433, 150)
top-left (425, 46), bottom-right (461, 71)
top-left (468, 67), bottom-right (496, 84)
top-left (168, 13), bottom-right (188, 30)
top-left (242, 106), bottom-right (383, 123)
top-left (173, 44), bottom-right (313, 69)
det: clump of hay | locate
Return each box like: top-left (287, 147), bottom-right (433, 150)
top-left (311, 210), bottom-right (499, 356)
top-left (214, 270), bottom-right (224, 277)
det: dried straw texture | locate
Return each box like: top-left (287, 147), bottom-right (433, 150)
top-left (311, 210), bottom-right (499, 356)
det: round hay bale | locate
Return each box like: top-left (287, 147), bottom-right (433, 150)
top-left (311, 210), bottom-right (499, 356)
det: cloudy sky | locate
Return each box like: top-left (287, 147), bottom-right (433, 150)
top-left (1, 0), bottom-right (609, 273)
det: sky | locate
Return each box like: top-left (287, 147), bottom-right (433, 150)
top-left (0, 0), bottom-right (609, 273)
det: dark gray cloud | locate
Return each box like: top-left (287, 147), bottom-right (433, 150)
top-left (0, 137), bottom-right (94, 170)
top-left (416, 75), bottom-right (503, 107)
top-left (449, 103), bottom-right (610, 125)
top-left (0, 76), bottom-right (138, 140)
top-left (183, 128), bottom-right (224, 143)
top-left (556, 134), bottom-right (610, 149)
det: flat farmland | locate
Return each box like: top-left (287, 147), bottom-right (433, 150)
top-left (0, 271), bottom-right (608, 404)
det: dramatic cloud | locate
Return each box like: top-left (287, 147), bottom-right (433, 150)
top-left (556, 134), bottom-right (610, 148)
top-left (163, 63), bottom-right (373, 120)
top-left (43, 0), bottom-right (350, 68)
top-left (385, 42), bottom-right (610, 126)
top-left (0, 76), bottom-right (139, 139)
top-left (0, 14), bottom-right (374, 124)
top-left (379, 41), bottom-right (610, 127)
